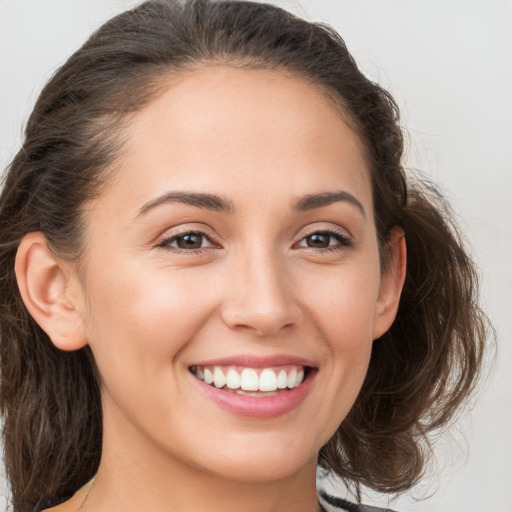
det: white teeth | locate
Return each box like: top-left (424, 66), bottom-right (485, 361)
top-left (287, 368), bottom-right (297, 389)
top-left (193, 365), bottom-right (307, 392)
top-left (226, 369), bottom-right (241, 390)
top-left (203, 368), bottom-right (214, 385)
top-left (259, 369), bottom-right (277, 392)
top-left (213, 367), bottom-right (226, 388)
top-left (240, 368), bottom-right (259, 391)
top-left (277, 369), bottom-right (288, 389)
top-left (235, 389), bottom-right (279, 397)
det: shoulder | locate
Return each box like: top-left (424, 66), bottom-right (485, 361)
top-left (34, 496), bottom-right (70, 512)
top-left (34, 492), bottom-right (82, 512)
top-left (318, 490), bottom-right (399, 512)
top-left (34, 478), bottom-right (93, 511)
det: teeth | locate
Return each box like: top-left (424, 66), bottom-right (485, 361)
top-left (259, 369), bottom-right (277, 392)
top-left (192, 365), bottom-right (307, 393)
top-left (277, 369), bottom-right (288, 389)
top-left (226, 369), bottom-right (241, 390)
top-left (213, 367), bottom-right (226, 388)
top-left (240, 368), bottom-right (259, 391)
top-left (203, 368), bottom-right (214, 385)
top-left (235, 389), bottom-right (279, 397)
top-left (287, 368), bottom-right (297, 389)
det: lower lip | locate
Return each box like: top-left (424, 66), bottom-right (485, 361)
top-left (192, 370), bottom-right (316, 419)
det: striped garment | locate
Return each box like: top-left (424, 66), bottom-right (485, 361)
top-left (319, 491), bottom-right (398, 512)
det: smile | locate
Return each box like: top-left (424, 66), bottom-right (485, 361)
top-left (190, 365), bottom-right (306, 395)
top-left (189, 358), bottom-right (316, 418)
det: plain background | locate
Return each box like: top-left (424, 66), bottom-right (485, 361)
top-left (0, 1), bottom-right (510, 511)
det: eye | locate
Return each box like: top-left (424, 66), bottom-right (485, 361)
top-left (157, 231), bottom-right (217, 252)
top-left (296, 230), bottom-right (352, 251)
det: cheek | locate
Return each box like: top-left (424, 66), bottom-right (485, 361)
top-left (302, 260), bottom-right (381, 347)
top-left (81, 261), bottom-right (218, 382)
top-left (299, 260), bottom-right (380, 418)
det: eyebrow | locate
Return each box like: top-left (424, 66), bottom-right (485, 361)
top-left (137, 191), bottom-right (235, 217)
top-left (293, 191), bottom-right (366, 218)
top-left (136, 189), bottom-right (365, 218)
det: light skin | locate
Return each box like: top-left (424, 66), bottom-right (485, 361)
top-left (15, 66), bottom-right (406, 512)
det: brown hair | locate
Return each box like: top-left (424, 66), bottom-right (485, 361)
top-left (0, 0), bottom-right (489, 510)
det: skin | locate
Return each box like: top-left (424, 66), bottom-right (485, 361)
top-left (16, 66), bottom-right (405, 512)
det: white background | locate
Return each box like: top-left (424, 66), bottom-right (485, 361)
top-left (1, 1), bottom-right (511, 511)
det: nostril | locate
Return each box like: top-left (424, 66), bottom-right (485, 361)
top-left (220, 301), bottom-right (302, 337)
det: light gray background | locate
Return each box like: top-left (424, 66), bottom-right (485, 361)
top-left (1, 1), bottom-right (511, 511)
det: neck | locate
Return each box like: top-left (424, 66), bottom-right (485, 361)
top-left (87, 465), bottom-right (321, 512)
top-left (80, 408), bottom-right (322, 512)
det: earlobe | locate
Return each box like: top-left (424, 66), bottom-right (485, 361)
top-left (15, 232), bottom-right (88, 351)
top-left (372, 229), bottom-right (407, 340)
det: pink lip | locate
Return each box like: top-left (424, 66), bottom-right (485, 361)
top-left (190, 365), bottom-right (317, 420)
top-left (191, 354), bottom-right (315, 368)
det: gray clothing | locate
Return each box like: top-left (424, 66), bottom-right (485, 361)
top-left (319, 490), bottom-right (398, 512)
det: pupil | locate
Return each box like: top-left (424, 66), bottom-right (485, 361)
top-left (307, 234), bottom-right (329, 248)
top-left (177, 234), bottom-right (202, 249)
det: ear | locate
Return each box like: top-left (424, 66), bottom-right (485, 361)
top-left (372, 228), bottom-right (407, 340)
top-left (15, 232), bottom-right (88, 351)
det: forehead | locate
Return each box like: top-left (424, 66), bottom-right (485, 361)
top-left (97, 65), bottom-right (372, 218)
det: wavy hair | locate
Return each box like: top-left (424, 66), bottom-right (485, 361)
top-left (0, 1), bottom-right (489, 510)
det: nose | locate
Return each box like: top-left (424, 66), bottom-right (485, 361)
top-left (220, 248), bottom-right (302, 337)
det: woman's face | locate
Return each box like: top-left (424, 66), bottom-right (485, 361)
top-left (73, 66), bottom-right (401, 482)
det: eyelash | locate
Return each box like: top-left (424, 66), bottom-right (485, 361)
top-left (156, 228), bottom-right (352, 254)
top-left (156, 230), bottom-right (218, 254)
top-left (295, 229), bottom-right (353, 252)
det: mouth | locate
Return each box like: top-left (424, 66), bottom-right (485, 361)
top-left (189, 364), bottom-right (310, 397)
top-left (188, 355), bottom-right (317, 418)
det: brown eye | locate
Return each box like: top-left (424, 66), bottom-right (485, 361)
top-left (158, 231), bottom-right (216, 252)
top-left (175, 233), bottom-right (204, 249)
top-left (305, 233), bottom-right (331, 248)
top-left (296, 230), bottom-right (352, 251)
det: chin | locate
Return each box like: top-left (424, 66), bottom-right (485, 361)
top-left (189, 434), bottom-right (319, 483)
top-left (209, 458), bottom-right (313, 483)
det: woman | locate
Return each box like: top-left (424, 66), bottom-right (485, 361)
top-left (0, 1), bottom-right (489, 511)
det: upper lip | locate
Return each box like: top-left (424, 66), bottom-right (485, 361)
top-left (190, 354), bottom-right (316, 368)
